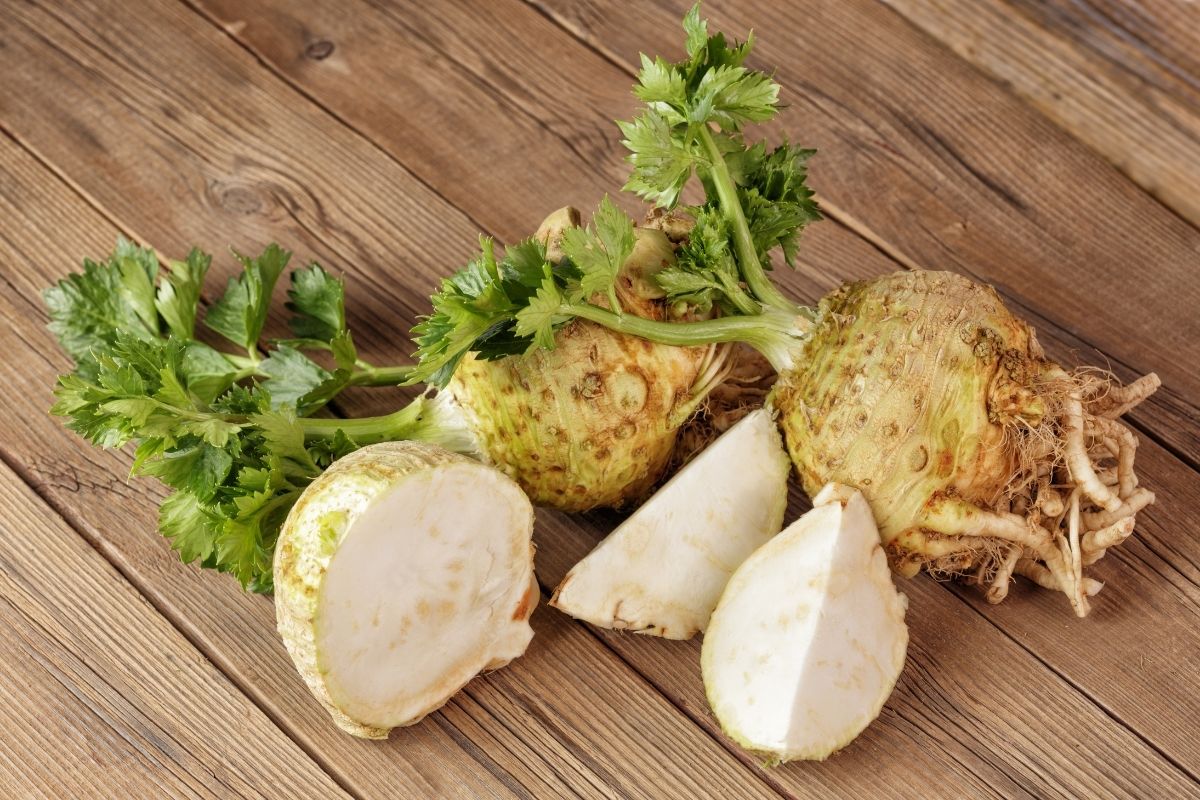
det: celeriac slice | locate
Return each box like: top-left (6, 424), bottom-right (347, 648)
top-left (702, 483), bottom-right (909, 762)
top-left (275, 442), bottom-right (537, 739)
top-left (550, 409), bottom-right (790, 640)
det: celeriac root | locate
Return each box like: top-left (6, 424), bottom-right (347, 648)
top-left (962, 369), bottom-right (1158, 616)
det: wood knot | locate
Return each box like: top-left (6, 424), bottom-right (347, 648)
top-left (207, 180), bottom-right (264, 216)
top-left (304, 39), bottom-right (335, 60)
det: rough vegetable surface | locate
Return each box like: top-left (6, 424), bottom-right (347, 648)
top-left (773, 271), bottom-right (1158, 615)
top-left (442, 217), bottom-right (712, 511)
top-left (446, 329), bottom-right (706, 511)
top-left (274, 441), bottom-right (537, 738)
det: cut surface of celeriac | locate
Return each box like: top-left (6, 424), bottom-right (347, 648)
top-left (702, 483), bottom-right (909, 762)
top-left (550, 409), bottom-right (790, 639)
top-left (275, 442), bottom-right (537, 738)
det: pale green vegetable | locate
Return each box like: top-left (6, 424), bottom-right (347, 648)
top-left (550, 409), bottom-right (789, 639)
top-left (274, 441), bottom-right (537, 738)
top-left (773, 271), bottom-right (1157, 616)
top-left (434, 207), bottom-right (726, 511)
top-left (702, 484), bottom-right (909, 763)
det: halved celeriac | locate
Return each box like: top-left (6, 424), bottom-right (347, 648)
top-left (551, 409), bottom-right (790, 639)
top-left (274, 441), bottom-right (538, 738)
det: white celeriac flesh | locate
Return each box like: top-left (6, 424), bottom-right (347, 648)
top-left (275, 442), bottom-right (537, 739)
top-left (702, 483), bottom-right (909, 762)
top-left (551, 409), bottom-right (790, 639)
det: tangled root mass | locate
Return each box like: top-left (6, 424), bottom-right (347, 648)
top-left (952, 368), bottom-right (1159, 616)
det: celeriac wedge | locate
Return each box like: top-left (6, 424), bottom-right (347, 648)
top-left (702, 483), bottom-right (908, 762)
top-left (551, 409), bottom-right (790, 639)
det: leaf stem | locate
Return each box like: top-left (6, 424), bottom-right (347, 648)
top-left (566, 302), bottom-right (811, 373)
top-left (697, 126), bottom-right (797, 313)
top-left (346, 364), bottom-right (413, 387)
top-left (298, 403), bottom-right (425, 445)
top-left (295, 392), bottom-right (478, 455)
top-left (225, 353), bottom-right (259, 370)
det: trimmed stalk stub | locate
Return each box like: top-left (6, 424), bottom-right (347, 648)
top-left (274, 441), bottom-right (537, 738)
top-left (550, 409), bottom-right (790, 639)
top-left (702, 484), bottom-right (909, 763)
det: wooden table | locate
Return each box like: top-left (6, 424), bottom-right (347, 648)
top-left (1, 1), bottom-right (1197, 797)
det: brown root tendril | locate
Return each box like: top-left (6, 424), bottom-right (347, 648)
top-left (946, 366), bottom-right (1157, 616)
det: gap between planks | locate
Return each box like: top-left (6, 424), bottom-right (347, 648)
top-left (518, 3), bottom-right (1200, 782)
top-left (525, 0), bottom-right (1200, 477)
top-left (7, 0), bottom-right (1190, 796)
top-left (0, 122), bottom-right (374, 800)
top-left (0, 406), bottom-right (367, 799)
top-left (0, 446), bottom-right (350, 799)
top-left (946, 577), bottom-right (1200, 785)
top-left (6, 6), bottom-right (791, 793)
top-left (874, 0), bottom-right (1200, 235)
top-left (0, 120), bottom-right (581, 800)
top-left (175, 0), bottom-right (492, 240)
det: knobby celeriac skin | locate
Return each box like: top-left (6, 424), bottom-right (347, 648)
top-left (772, 270), bottom-right (1157, 616)
top-left (444, 215), bottom-right (712, 511)
top-left (399, 5), bottom-right (1157, 614)
top-left (775, 271), bottom-right (1028, 564)
top-left (447, 326), bottom-right (707, 511)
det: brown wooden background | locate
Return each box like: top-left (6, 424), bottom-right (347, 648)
top-left (1, 1), bottom-right (1198, 797)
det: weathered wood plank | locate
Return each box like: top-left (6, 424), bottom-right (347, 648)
top-left (186, 0), bottom-right (1200, 790)
top-left (877, 0), bottom-right (1200, 226)
top-left (0, 136), bottom-right (784, 800)
top-left (0, 3), bottom-right (789, 797)
top-left (537, 493), bottom-right (1200, 800)
top-left (0, 458), bottom-right (349, 799)
top-left (4, 0), bottom-right (1195, 796)
top-left (526, 216), bottom-right (1200, 793)
top-left (190, 0), bottom-right (1200, 469)
top-left (526, 0), bottom-right (1200, 466)
top-left (779, 215), bottom-right (1200, 781)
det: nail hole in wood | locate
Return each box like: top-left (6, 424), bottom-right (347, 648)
top-left (305, 39), bottom-right (334, 60)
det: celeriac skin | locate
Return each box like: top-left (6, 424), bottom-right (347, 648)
top-left (444, 216), bottom-right (710, 511)
top-left (772, 271), bottom-right (1157, 615)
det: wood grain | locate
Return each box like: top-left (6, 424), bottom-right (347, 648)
top-left (0, 132), bottom-right (518, 800)
top-left (536, 491), bottom-right (1200, 800)
top-left (1, 0), bottom-right (1198, 796)
top-left (878, 0), bottom-right (1200, 226)
top-left (185, 0), bottom-right (1200, 789)
top-left (0, 3), bottom-right (792, 797)
top-left (0, 457), bottom-right (349, 799)
top-left (0, 135), bottom-right (785, 800)
top-left (527, 0), bottom-right (1200, 466)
